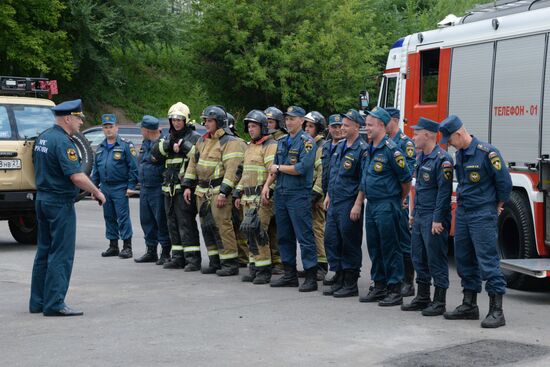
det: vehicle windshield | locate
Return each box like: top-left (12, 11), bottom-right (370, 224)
top-left (12, 105), bottom-right (55, 139)
top-left (0, 106), bottom-right (10, 139)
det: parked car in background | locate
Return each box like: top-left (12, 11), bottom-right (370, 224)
top-left (82, 124), bottom-right (143, 153)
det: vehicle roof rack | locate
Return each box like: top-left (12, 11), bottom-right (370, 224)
top-left (0, 76), bottom-right (58, 99)
top-left (461, 0), bottom-right (550, 24)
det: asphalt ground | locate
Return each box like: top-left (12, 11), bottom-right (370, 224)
top-left (1, 198), bottom-right (550, 367)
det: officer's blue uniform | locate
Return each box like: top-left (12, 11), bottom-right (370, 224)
top-left (411, 138), bottom-right (453, 289)
top-left (325, 134), bottom-right (368, 271)
top-left (91, 127), bottom-right (138, 241)
top-left (138, 124), bottom-right (170, 250)
top-left (274, 120), bottom-right (318, 271)
top-left (440, 115), bottom-right (512, 295)
top-left (360, 133), bottom-right (412, 286)
top-left (321, 114), bottom-right (343, 194)
top-left (29, 100), bottom-right (82, 314)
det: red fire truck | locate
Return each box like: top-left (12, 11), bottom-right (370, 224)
top-left (374, 0), bottom-right (550, 290)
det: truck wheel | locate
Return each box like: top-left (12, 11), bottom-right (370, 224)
top-left (8, 215), bottom-right (37, 244)
top-left (72, 132), bottom-right (94, 202)
top-left (497, 190), bottom-right (548, 290)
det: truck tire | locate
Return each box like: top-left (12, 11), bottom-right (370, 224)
top-left (71, 132), bottom-right (94, 202)
top-left (8, 215), bottom-right (37, 245)
top-left (497, 190), bottom-right (548, 291)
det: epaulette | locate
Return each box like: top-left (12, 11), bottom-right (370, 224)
top-left (476, 143), bottom-right (491, 153)
top-left (400, 133), bottom-right (408, 140)
top-left (385, 139), bottom-right (397, 149)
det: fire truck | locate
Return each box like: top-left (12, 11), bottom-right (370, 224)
top-left (374, 0), bottom-right (550, 290)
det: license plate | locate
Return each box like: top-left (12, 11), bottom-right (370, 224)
top-left (0, 159), bottom-right (21, 170)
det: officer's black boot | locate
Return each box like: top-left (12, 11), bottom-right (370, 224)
top-left (118, 238), bottom-right (133, 259)
top-left (156, 246), bottom-right (171, 265)
top-left (401, 282), bottom-right (431, 311)
top-left (101, 239), bottom-right (119, 257)
top-left (270, 264), bottom-right (299, 287)
top-left (443, 290), bottom-right (480, 320)
top-left (134, 246), bottom-right (158, 263)
top-left (378, 283), bottom-right (403, 307)
top-left (481, 293), bottom-right (506, 328)
top-left (401, 256), bottom-right (416, 297)
top-left (201, 255), bottom-right (221, 274)
top-left (253, 266), bottom-right (272, 285)
top-left (183, 252), bottom-right (202, 272)
top-left (422, 287), bottom-right (447, 316)
top-left (323, 272), bottom-right (337, 286)
top-left (241, 264), bottom-right (257, 282)
top-left (359, 282), bottom-right (388, 303)
top-left (317, 262), bottom-right (328, 281)
top-left (163, 251), bottom-right (185, 269)
top-left (333, 270), bottom-right (360, 298)
top-left (323, 271), bottom-right (344, 296)
top-left (271, 264), bottom-right (284, 275)
top-left (299, 267), bottom-right (318, 292)
top-left (216, 258), bottom-right (239, 276)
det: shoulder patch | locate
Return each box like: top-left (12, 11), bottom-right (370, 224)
top-left (394, 150), bottom-right (402, 157)
top-left (67, 148), bottom-right (78, 161)
top-left (442, 161), bottom-right (453, 180)
top-left (304, 139), bottom-right (313, 153)
top-left (489, 152), bottom-right (502, 170)
top-left (130, 145), bottom-right (137, 156)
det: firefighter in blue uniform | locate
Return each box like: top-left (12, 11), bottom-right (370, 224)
top-left (385, 107), bottom-right (417, 297)
top-left (30, 99), bottom-right (106, 316)
top-left (321, 114), bottom-right (343, 200)
top-left (91, 114), bottom-right (139, 259)
top-left (440, 115), bottom-right (512, 328)
top-left (134, 115), bottom-right (172, 264)
top-left (358, 107), bottom-right (412, 307)
top-left (262, 105), bottom-right (318, 292)
top-left (323, 109), bottom-right (368, 298)
top-left (401, 117), bottom-right (453, 316)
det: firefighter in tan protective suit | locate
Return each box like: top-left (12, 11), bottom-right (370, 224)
top-left (234, 110), bottom-right (278, 284)
top-left (303, 111), bottom-right (329, 280)
top-left (182, 105), bottom-right (245, 276)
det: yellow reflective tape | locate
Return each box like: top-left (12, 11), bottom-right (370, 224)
top-left (166, 157), bottom-right (184, 164)
top-left (183, 246), bottom-right (200, 252)
top-left (222, 152), bottom-right (244, 161)
top-left (254, 259), bottom-right (272, 267)
top-left (222, 178), bottom-right (235, 188)
top-left (313, 185), bottom-right (323, 194)
top-left (248, 256), bottom-right (255, 263)
top-left (207, 250), bottom-right (219, 256)
top-left (314, 159), bottom-right (322, 168)
top-left (197, 158), bottom-right (219, 167)
top-left (219, 252), bottom-right (239, 260)
top-left (159, 140), bottom-right (167, 156)
top-left (171, 245), bottom-right (184, 251)
top-left (264, 155), bottom-right (275, 164)
top-left (318, 257), bottom-right (328, 263)
top-left (184, 173), bottom-right (197, 180)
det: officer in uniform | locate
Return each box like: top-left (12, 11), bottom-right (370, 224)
top-left (91, 114), bottom-right (138, 259)
top-left (359, 107), bottom-right (412, 306)
top-left (263, 106), bottom-right (286, 273)
top-left (134, 115), bottom-right (172, 264)
top-left (323, 109), bottom-right (368, 298)
top-left (182, 105), bottom-right (245, 276)
top-left (401, 117), bottom-right (453, 316)
top-left (30, 99), bottom-right (106, 316)
top-left (262, 106), bottom-right (318, 292)
top-left (321, 114), bottom-right (343, 195)
top-left (386, 107), bottom-right (417, 297)
top-left (234, 110), bottom-right (278, 284)
top-left (153, 102), bottom-right (202, 271)
top-left (439, 115), bottom-right (512, 328)
top-left (303, 111), bottom-right (329, 280)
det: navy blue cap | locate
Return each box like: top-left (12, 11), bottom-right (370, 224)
top-left (52, 99), bottom-right (84, 117)
top-left (439, 115), bottom-right (463, 144)
top-left (340, 109), bottom-right (365, 127)
top-left (140, 115), bottom-right (159, 130)
top-left (385, 107), bottom-right (400, 119)
top-left (101, 113), bottom-right (117, 125)
top-left (328, 114), bottom-right (343, 126)
top-left (411, 117), bottom-right (439, 133)
top-left (284, 106), bottom-right (306, 117)
top-left (366, 106), bottom-right (391, 126)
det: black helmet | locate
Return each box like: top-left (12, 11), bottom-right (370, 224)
top-left (244, 109), bottom-right (269, 137)
top-left (264, 106), bottom-right (285, 132)
top-left (201, 105), bottom-right (228, 128)
top-left (304, 111), bottom-right (326, 135)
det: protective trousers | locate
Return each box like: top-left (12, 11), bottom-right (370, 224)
top-left (30, 200), bottom-right (76, 314)
top-left (232, 204), bottom-right (249, 265)
top-left (325, 199), bottom-right (363, 272)
top-left (197, 194), bottom-right (238, 261)
top-left (365, 199), bottom-right (404, 286)
top-left (312, 201), bottom-right (328, 264)
top-left (411, 212), bottom-right (449, 288)
top-left (454, 205), bottom-right (506, 295)
top-left (102, 184), bottom-right (132, 240)
top-left (140, 186), bottom-right (170, 248)
top-left (243, 201), bottom-right (273, 268)
top-left (275, 191), bottom-right (318, 270)
top-left (164, 194), bottom-right (201, 257)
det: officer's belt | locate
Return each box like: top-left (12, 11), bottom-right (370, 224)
top-left (242, 186), bottom-right (262, 196)
top-left (198, 178), bottom-right (223, 188)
